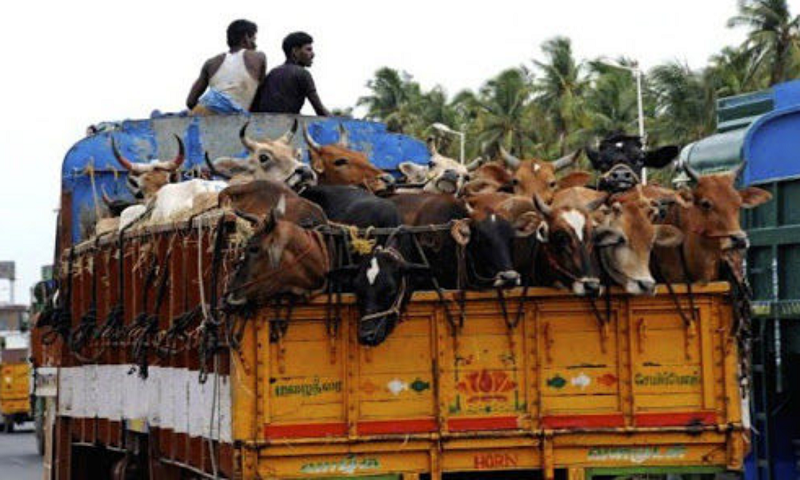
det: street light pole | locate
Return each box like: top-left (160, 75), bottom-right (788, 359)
top-left (598, 58), bottom-right (648, 183)
top-left (430, 123), bottom-right (466, 164)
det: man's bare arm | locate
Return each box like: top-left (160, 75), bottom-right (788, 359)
top-left (186, 60), bottom-right (212, 110)
top-left (308, 91), bottom-right (331, 117)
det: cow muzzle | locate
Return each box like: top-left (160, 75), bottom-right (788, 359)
top-left (435, 170), bottom-right (462, 194)
top-left (287, 166), bottom-right (317, 190)
top-left (493, 270), bottom-right (521, 288)
top-left (573, 278), bottom-right (602, 297)
top-left (626, 277), bottom-right (656, 296)
top-left (729, 232), bottom-right (749, 251)
top-left (600, 164), bottom-right (640, 193)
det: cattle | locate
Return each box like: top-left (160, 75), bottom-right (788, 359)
top-left (396, 138), bottom-right (472, 195)
top-left (497, 147), bottom-right (592, 202)
top-left (532, 193), bottom-right (602, 296)
top-left (301, 185), bottom-right (402, 228)
top-left (461, 161), bottom-right (515, 196)
top-left (207, 120), bottom-right (317, 190)
top-left (593, 191), bottom-right (684, 295)
top-left (585, 133), bottom-right (679, 193)
top-left (111, 134), bottom-right (185, 201)
top-left (303, 124), bottom-right (395, 194)
top-left (653, 163), bottom-right (771, 283)
top-left (224, 197), bottom-right (330, 308)
top-left (219, 180), bottom-right (326, 228)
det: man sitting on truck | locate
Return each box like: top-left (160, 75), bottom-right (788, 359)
top-left (251, 31), bottom-right (331, 116)
top-left (186, 19), bottom-right (266, 115)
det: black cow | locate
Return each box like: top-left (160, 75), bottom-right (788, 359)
top-left (586, 133), bottom-right (679, 193)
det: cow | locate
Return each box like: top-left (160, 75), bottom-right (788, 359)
top-left (592, 191), bottom-right (684, 295)
top-left (532, 194), bottom-right (603, 296)
top-left (653, 163), bottom-right (771, 283)
top-left (396, 138), bottom-right (472, 195)
top-left (207, 120), bottom-right (317, 190)
top-left (111, 134), bottom-right (185, 201)
top-left (303, 123), bottom-right (395, 194)
top-left (224, 197), bottom-right (330, 308)
top-left (585, 132), bottom-right (679, 193)
top-left (461, 161), bottom-right (516, 196)
top-left (497, 147), bottom-right (592, 202)
top-left (219, 180), bottom-right (326, 227)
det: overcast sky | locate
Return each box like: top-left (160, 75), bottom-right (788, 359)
top-left (0, 0), bottom-right (796, 304)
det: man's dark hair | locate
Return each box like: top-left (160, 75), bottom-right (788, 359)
top-left (227, 19), bottom-right (257, 48)
top-left (282, 31), bottom-right (314, 58)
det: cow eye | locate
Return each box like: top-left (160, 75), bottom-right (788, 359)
top-left (248, 244), bottom-right (260, 254)
top-left (549, 181), bottom-right (557, 188)
top-left (428, 161), bottom-right (436, 168)
top-left (259, 154), bottom-right (271, 163)
top-left (334, 158), bottom-right (348, 167)
top-left (698, 199), bottom-right (713, 211)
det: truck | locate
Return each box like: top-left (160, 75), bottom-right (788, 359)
top-left (0, 330), bottom-right (32, 433)
top-left (35, 113), bottom-right (749, 479)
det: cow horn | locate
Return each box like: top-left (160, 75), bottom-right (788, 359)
top-left (111, 138), bottom-right (142, 173)
top-left (552, 149), bottom-right (581, 171)
top-left (465, 156), bottom-right (486, 171)
top-left (239, 122), bottom-right (259, 152)
top-left (683, 162), bottom-right (701, 183)
top-left (162, 134), bottom-right (185, 171)
top-left (279, 118), bottom-right (299, 143)
top-left (337, 124), bottom-right (349, 147)
top-left (234, 209), bottom-right (260, 226)
top-left (732, 161), bottom-right (746, 180)
top-left (100, 185), bottom-right (114, 207)
top-left (534, 194), bottom-right (553, 219)
top-left (499, 146), bottom-right (521, 170)
top-left (204, 152), bottom-right (232, 180)
top-left (303, 123), bottom-right (322, 151)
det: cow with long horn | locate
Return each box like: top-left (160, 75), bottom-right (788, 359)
top-left (111, 134), bottom-right (185, 200)
top-left (489, 146), bottom-right (591, 203)
top-left (207, 119), bottom-right (316, 190)
top-left (303, 122), bottom-right (395, 194)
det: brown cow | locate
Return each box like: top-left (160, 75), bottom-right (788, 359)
top-left (594, 194), bottom-right (684, 295)
top-left (111, 135), bottom-right (185, 200)
top-left (654, 164), bottom-right (772, 283)
top-left (224, 198), bottom-right (329, 308)
top-left (218, 180), bottom-right (327, 227)
top-left (499, 147), bottom-right (593, 202)
top-left (303, 123), bottom-right (395, 193)
top-left (533, 194), bottom-right (602, 296)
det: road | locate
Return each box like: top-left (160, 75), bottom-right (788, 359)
top-left (0, 423), bottom-right (42, 480)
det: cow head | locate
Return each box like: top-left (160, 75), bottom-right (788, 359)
top-left (586, 133), bottom-right (679, 193)
top-left (594, 196), bottom-right (683, 295)
top-left (239, 120), bottom-right (317, 190)
top-left (397, 138), bottom-right (469, 194)
top-left (451, 213), bottom-right (525, 288)
top-left (304, 124), bottom-right (395, 194)
top-left (224, 197), bottom-right (328, 309)
top-left (462, 161), bottom-right (516, 196)
top-left (534, 195), bottom-right (602, 296)
top-left (681, 163), bottom-right (771, 253)
top-left (111, 135), bottom-right (185, 200)
top-left (500, 148), bottom-right (591, 203)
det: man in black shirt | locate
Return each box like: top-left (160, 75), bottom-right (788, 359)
top-left (252, 31), bottom-right (331, 116)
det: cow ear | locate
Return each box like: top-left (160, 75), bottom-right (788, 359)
top-left (739, 187), bottom-right (772, 209)
top-left (594, 226), bottom-right (625, 247)
top-left (585, 147), bottom-right (601, 168)
top-left (644, 146), bottom-right (679, 168)
top-left (398, 161), bottom-right (425, 179)
top-left (450, 219), bottom-right (471, 246)
top-left (514, 212), bottom-right (539, 237)
top-left (294, 148), bottom-right (303, 161)
top-left (311, 155), bottom-right (325, 174)
top-left (678, 187), bottom-right (694, 203)
top-left (558, 170), bottom-right (592, 189)
top-left (654, 224), bottom-right (684, 247)
top-left (535, 221), bottom-right (549, 243)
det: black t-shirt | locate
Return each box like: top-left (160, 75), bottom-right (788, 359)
top-left (252, 61), bottom-right (316, 114)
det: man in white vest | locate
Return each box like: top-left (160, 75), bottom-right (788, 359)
top-left (186, 19), bottom-right (266, 115)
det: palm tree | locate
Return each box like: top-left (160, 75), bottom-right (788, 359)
top-left (728, 0), bottom-right (800, 85)
top-left (706, 46), bottom-right (765, 97)
top-left (585, 59), bottom-right (642, 138)
top-left (357, 67), bottom-right (423, 133)
top-left (648, 61), bottom-right (715, 145)
top-left (460, 68), bottom-right (537, 157)
top-left (533, 37), bottom-right (589, 154)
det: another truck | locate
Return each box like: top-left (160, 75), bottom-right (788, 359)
top-left (0, 330), bottom-right (32, 433)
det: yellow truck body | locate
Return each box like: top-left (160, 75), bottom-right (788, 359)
top-left (231, 282), bottom-right (745, 479)
top-left (1, 361), bottom-right (30, 418)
